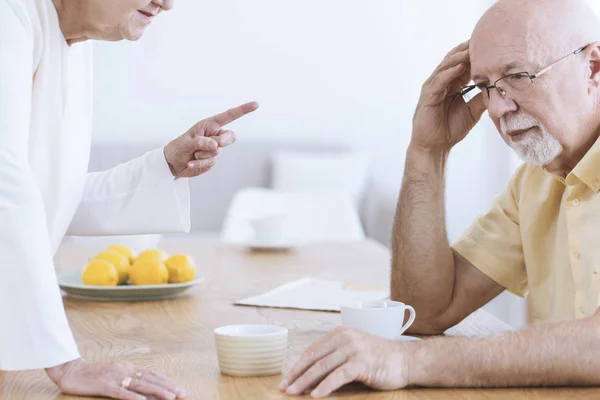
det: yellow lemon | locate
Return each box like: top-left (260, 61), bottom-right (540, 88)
top-left (165, 254), bottom-right (196, 283)
top-left (106, 244), bottom-right (136, 265)
top-left (82, 259), bottom-right (118, 286)
top-left (94, 251), bottom-right (130, 285)
top-left (135, 249), bottom-right (169, 264)
top-left (129, 259), bottom-right (169, 285)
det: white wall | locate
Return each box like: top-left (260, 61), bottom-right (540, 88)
top-left (93, 0), bottom-right (512, 238)
top-left (92, 1), bottom-right (526, 326)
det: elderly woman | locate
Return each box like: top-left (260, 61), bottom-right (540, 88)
top-left (0, 0), bottom-right (258, 399)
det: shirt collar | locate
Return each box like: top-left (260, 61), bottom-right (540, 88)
top-left (571, 135), bottom-right (600, 193)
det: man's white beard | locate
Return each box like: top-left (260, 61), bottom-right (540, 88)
top-left (500, 113), bottom-right (562, 166)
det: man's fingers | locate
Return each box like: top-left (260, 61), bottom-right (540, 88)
top-left (447, 51), bottom-right (474, 93)
top-left (207, 101), bottom-right (259, 127)
top-left (432, 40), bottom-right (469, 72)
top-left (428, 48), bottom-right (469, 84)
top-left (425, 47), bottom-right (469, 98)
top-left (439, 49), bottom-right (469, 72)
top-left (445, 40), bottom-right (470, 60)
top-left (428, 62), bottom-right (468, 98)
top-left (213, 130), bottom-right (236, 147)
top-left (456, 59), bottom-right (473, 88)
top-left (453, 39), bottom-right (470, 52)
top-left (279, 333), bottom-right (339, 391)
top-left (310, 362), bottom-right (362, 398)
top-left (466, 92), bottom-right (487, 119)
top-left (284, 352), bottom-right (348, 395)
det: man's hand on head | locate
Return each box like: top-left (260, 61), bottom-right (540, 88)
top-left (410, 40), bottom-right (486, 154)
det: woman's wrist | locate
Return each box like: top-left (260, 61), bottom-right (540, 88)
top-left (45, 358), bottom-right (81, 385)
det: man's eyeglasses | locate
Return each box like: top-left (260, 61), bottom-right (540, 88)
top-left (460, 45), bottom-right (589, 103)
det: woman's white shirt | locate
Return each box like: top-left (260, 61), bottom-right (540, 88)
top-left (0, 0), bottom-right (190, 370)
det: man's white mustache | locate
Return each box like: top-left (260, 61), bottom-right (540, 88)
top-left (500, 114), bottom-right (540, 135)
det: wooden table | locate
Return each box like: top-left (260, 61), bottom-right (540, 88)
top-left (1, 238), bottom-right (597, 399)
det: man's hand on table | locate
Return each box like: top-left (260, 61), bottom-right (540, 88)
top-left (163, 101), bottom-right (259, 179)
top-left (279, 326), bottom-right (417, 398)
top-left (46, 358), bottom-right (187, 400)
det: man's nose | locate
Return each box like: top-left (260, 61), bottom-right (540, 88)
top-left (486, 88), bottom-right (518, 121)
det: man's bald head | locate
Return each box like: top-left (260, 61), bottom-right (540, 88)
top-left (472, 0), bottom-right (600, 67)
top-left (469, 0), bottom-right (600, 171)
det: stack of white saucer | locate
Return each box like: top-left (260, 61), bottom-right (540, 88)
top-left (214, 324), bottom-right (288, 377)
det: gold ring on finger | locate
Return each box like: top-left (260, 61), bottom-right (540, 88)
top-left (121, 376), bottom-right (133, 389)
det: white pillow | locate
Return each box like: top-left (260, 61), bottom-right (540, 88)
top-left (270, 151), bottom-right (370, 203)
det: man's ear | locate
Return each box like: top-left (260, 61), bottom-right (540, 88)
top-left (587, 42), bottom-right (600, 90)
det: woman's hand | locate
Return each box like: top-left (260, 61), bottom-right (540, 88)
top-left (46, 358), bottom-right (186, 400)
top-left (164, 101), bottom-right (259, 178)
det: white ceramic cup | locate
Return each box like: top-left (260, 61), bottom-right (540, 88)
top-left (214, 324), bottom-right (288, 377)
top-left (248, 214), bottom-right (288, 242)
top-left (340, 300), bottom-right (416, 340)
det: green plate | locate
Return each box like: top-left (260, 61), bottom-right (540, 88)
top-left (57, 271), bottom-right (204, 301)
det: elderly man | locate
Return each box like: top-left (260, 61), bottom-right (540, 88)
top-left (279, 0), bottom-right (600, 397)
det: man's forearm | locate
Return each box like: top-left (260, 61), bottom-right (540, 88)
top-left (391, 146), bottom-right (455, 325)
top-left (411, 313), bottom-right (600, 387)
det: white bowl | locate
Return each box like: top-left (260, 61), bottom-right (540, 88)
top-left (214, 325), bottom-right (288, 377)
top-left (248, 214), bottom-right (289, 242)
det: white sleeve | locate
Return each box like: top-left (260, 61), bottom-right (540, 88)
top-left (67, 148), bottom-right (191, 236)
top-left (0, 0), bottom-right (80, 371)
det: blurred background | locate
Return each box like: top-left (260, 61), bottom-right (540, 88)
top-left (80, 0), bottom-right (600, 328)
top-left (92, 0), bottom-right (514, 243)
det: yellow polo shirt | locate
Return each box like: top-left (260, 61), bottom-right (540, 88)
top-left (453, 138), bottom-right (600, 323)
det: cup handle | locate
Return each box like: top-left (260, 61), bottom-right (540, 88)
top-left (399, 305), bottom-right (416, 335)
